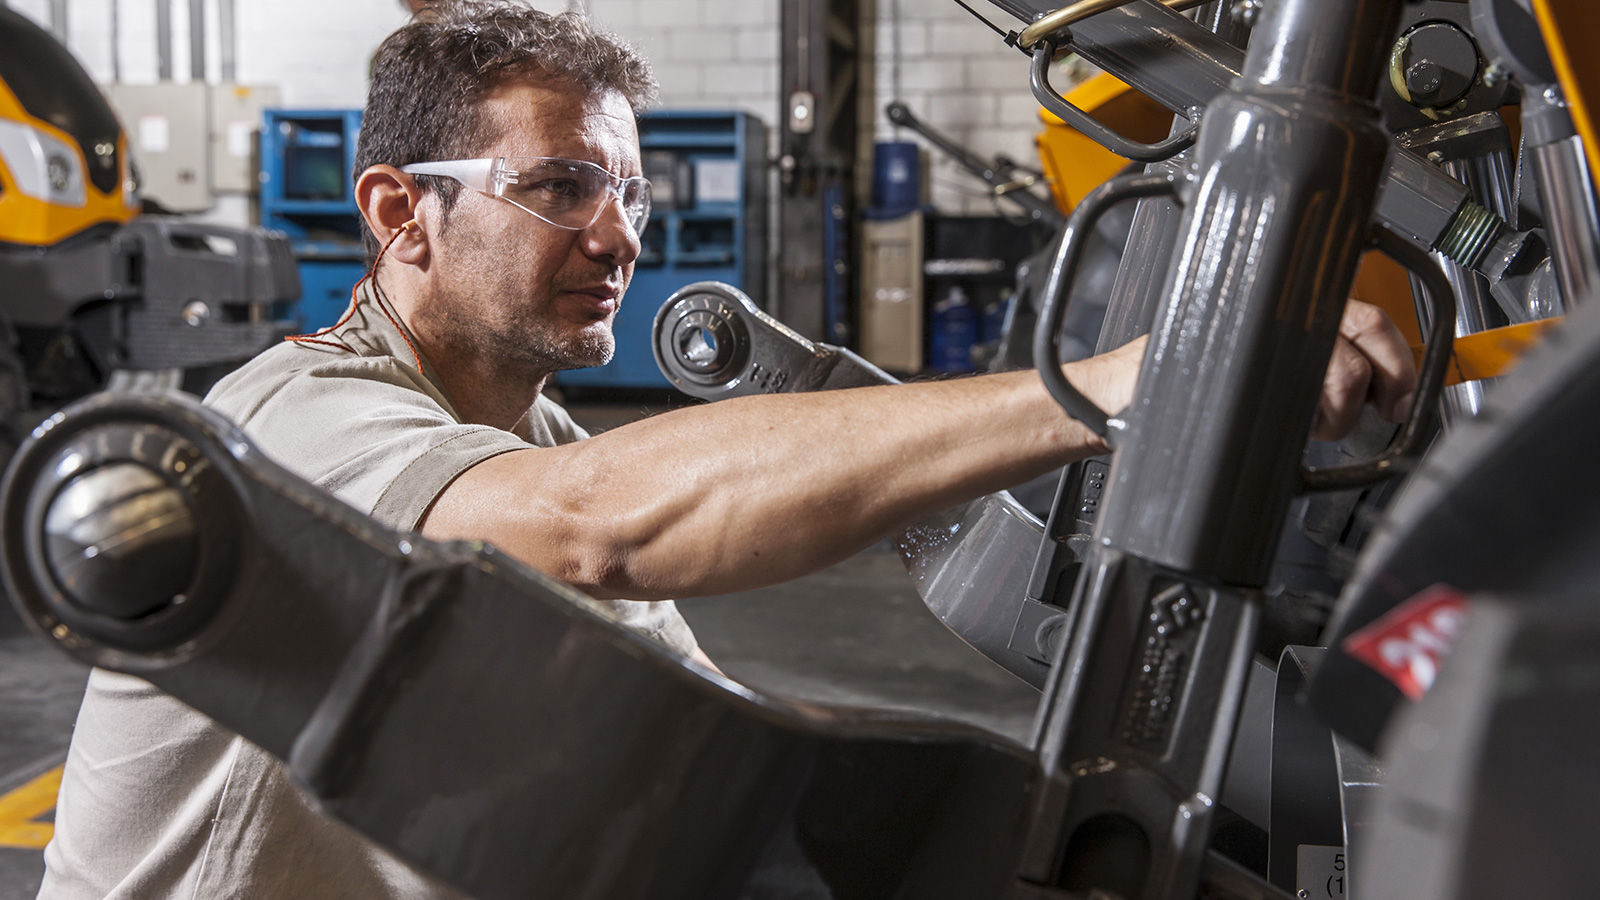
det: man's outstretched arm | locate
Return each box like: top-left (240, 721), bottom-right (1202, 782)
top-left (423, 341), bottom-right (1140, 601)
top-left (422, 299), bottom-right (1414, 602)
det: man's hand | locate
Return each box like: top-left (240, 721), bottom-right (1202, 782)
top-left (1313, 298), bottom-right (1417, 441)
top-left (1089, 298), bottom-right (1417, 444)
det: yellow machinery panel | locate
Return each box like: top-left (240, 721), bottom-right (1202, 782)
top-left (0, 78), bottom-right (136, 248)
top-left (1034, 72), bottom-right (1176, 215)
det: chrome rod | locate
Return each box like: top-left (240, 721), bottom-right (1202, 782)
top-left (1018, 0), bottom-right (1211, 49)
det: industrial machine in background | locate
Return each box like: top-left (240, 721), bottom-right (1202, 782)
top-left (0, 6), bottom-right (297, 466)
top-left (878, 97), bottom-right (1134, 375)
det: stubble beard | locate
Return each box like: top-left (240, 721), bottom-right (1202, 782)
top-left (426, 280), bottom-right (618, 384)
top-left (503, 315), bottom-right (616, 373)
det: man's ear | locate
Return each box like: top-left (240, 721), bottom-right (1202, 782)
top-left (356, 165), bottom-right (428, 265)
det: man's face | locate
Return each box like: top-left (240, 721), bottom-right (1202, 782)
top-left (416, 79), bottom-right (641, 376)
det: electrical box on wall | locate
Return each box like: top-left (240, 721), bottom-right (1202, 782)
top-left (108, 82), bottom-right (281, 211)
top-left (209, 83), bottom-right (281, 193)
top-left (108, 82), bottom-right (211, 211)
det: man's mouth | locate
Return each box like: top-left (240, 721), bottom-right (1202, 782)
top-left (567, 283), bottom-right (622, 317)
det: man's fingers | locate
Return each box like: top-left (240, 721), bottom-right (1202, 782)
top-left (1314, 336), bottom-right (1373, 441)
top-left (1338, 299), bottom-right (1417, 422)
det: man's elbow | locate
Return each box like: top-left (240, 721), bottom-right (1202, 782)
top-left (547, 535), bottom-right (634, 598)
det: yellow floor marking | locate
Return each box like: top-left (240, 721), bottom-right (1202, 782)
top-left (0, 765), bottom-right (63, 850)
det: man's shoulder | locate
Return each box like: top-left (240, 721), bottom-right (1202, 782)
top-left (205, 340), bottom-right (439, 427)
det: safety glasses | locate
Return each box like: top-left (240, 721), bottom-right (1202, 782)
top-left (400, 156), bottom-right (652, 235)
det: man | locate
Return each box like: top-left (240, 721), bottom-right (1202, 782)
top-left (39, 3), bottom-right (1416, 897)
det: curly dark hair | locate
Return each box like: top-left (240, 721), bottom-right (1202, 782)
top-left (355, 0), bottom-right (657, 258)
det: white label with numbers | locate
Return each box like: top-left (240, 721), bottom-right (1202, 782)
top-left (1296, 844), bottom-right (1347, 898)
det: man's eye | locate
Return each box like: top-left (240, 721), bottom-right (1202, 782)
top-left (528, 177), bottom-right (583, 198)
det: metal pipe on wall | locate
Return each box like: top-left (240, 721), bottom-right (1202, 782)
top-left (188, 0), bottom-right (204, 81)
top-left (111, 0), bottom-right (121, 82)
top-left (218, 0), bottom-right (236, 82)
top-left (156, 0), bottom-right (172, 80)
top-left (48, 0), bottom-right (67, 42)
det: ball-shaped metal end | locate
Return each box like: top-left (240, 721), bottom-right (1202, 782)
top-left (44, 462), bottom-right (198, 620)
top-left (1, 394), bottom-right (246, 668)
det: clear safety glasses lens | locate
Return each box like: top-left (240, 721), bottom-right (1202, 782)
top-left (496, 157), bottom-right (650, 235)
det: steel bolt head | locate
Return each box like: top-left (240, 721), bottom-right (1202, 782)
top-left (1406, 59), bottom-right (1444, 95)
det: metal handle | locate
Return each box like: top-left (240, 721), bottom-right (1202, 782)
top-left (1031, 40), bottom-right (1198, 163)
top-left (1034, 170), bottom-right (1182, 441)
top-left (1301, 226), bottom-right (1459, 491)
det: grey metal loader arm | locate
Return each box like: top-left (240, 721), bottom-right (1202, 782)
top-left (0, 390), bottom-right (1293, 900)
top-left (0, 390), bottom-right (1044, 900)
top-left (653, 281), bottom-right (1059, 688)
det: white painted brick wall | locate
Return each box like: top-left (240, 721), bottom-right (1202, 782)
top-left (20, 0), bottom-right (1070, 215)
top-left (589, 0), bottom-right (780, 128)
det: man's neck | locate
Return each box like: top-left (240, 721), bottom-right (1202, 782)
top-left (432, 352), bottom-right (552, 432)
top-left (381, 268), bottom-right (555, 431)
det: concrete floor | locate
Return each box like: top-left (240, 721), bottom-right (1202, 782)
top-left (0, 616), bottom-right (88, 898)
top-left (0, 398), bottom-right (1042, 898)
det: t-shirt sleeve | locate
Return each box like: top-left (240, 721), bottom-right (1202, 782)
top-left (537, 395), bottom-right (591, 444)
top-left (207, 354), bottom-right (527, 531)
top-left (206, 350), bottom-right (700, 659)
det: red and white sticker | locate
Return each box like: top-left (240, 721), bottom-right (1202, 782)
top-left (1341, 584), bottom-right (1470, 700)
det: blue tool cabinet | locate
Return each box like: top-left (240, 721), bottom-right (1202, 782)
top-left (558, 110), bottom-right (767, 391)
top-left (259, 109), bottom-right (366, 331)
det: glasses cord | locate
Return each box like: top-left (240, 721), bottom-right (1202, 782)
top-left (283, 227), bottom-right (426, 375)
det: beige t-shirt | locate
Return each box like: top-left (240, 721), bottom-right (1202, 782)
top-left (39, 284), bottom-right (697, 899)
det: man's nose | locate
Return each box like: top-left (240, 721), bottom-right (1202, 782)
top-left (581, 194), bottom-right (641, 266)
